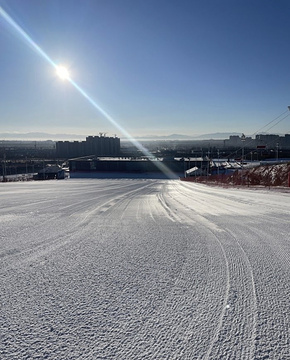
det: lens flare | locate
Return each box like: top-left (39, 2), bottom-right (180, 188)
top-left (56, 65), bottom-right (70, 80)
top-left (0, 5), bottom-right (177, 178)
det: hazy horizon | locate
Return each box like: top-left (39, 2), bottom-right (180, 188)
top-left (1, 130), bottom-right (290, 143)
top-left (1, 0), bottom-right (290, 138)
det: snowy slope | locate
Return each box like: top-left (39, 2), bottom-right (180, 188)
top-left (0, 179), bottom-right (289, 359)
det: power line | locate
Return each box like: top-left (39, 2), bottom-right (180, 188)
top-left (264, 113), bottom-right (290, 133)
top-left (249, 110), bottom-right (288, 138)
top-left (225, 110), bottom-right (290, 160)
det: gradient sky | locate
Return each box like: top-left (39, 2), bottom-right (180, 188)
top-left (1, 0), bottom-right (290, 139)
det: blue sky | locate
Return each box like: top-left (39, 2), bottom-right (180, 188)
top-left (1, 0), bottom-right (290, 139)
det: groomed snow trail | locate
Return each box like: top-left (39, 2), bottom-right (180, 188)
top-left (0, 179), bottom-right (289, 359)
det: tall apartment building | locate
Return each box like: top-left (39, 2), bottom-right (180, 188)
top-left (224, 134), bottom-right (290, 149)
top-left (56, 135), bottom-right (120, 159)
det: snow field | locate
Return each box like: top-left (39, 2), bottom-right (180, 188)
top-left (0, 179), bottom-right (289, 359)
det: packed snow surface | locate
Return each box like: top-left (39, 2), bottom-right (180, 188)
top-left (0, 179), bottom-right (289, 359)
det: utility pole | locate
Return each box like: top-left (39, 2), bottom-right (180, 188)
top-left (3, 152), bottom-right (7, 182)
top-left (241, 133), bottom-right (246, 185)
top-left (207, 149), bottom-right (210, 179)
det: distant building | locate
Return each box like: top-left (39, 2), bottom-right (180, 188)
top-left (33, 165), bottom-right (67, 180)
top-left (224, 134), bottom-right (290, 150)
top-left (224, 135), bottom-right (253, 148)
top-left (282, 134), bottom-right (290, 148)
top-left (56, 135), bottom-right (120, 158)
top-left (255, 134), bottom-right (280, 147)
top-left (256, 134), bottom-right (290, 149)
top-left (68, 156), bottom-right (210, 177)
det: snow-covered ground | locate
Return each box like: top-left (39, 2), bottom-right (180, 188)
top-left (0, 179), bottom-right (289, 359)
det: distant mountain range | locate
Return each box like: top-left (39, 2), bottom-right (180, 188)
top-left (133, 132), bottom-right (243, 140)
top-left (0, 131), bottom-right (285, 141)
top-left (0, 132), bottom-right (86, 141)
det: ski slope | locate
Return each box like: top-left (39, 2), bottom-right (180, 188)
top-left (0, 179), bottom-right (289, 359)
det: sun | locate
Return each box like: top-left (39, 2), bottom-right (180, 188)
top-left (56, 65), bottom-right (70, 80)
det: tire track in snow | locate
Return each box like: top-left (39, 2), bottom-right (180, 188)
top-left (83, 181), bottom-right (229, 359)
top-left (202, 229), bottom-right (230, 360)
top-left (179, 181), bottom-right (290, 224)
top-left (0, 181), bottom-right (148, 259)
top-left (0, 181), bottom-right (156, 268)
top-left (204, 228), bottom-right (258, 360)
top-left (163, 182), bottom-right (260, 359)
top-left (112, 226), bottom-right (229, 360)
top-left (225, 228), bottom-right (258, 360)
top-left (146, 195), bottom-right (158, 223)
top-left (227, 224), bottom-right (290, 360)
top-left (174, 181), bottom-right (289, 359)
top-left (151, 183), bottom-right (231, 358)
top-left (163, 201), bottom-right (231, 358)
top-left (50, 180), bottom-right (157, 228)
top-left (156, 192), bottom-right (180, 222)
top-left (1, 180), bottom-right (289, 359)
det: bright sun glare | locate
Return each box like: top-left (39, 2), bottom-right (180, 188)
top-left (56, 65), bottom-right (70, 80)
